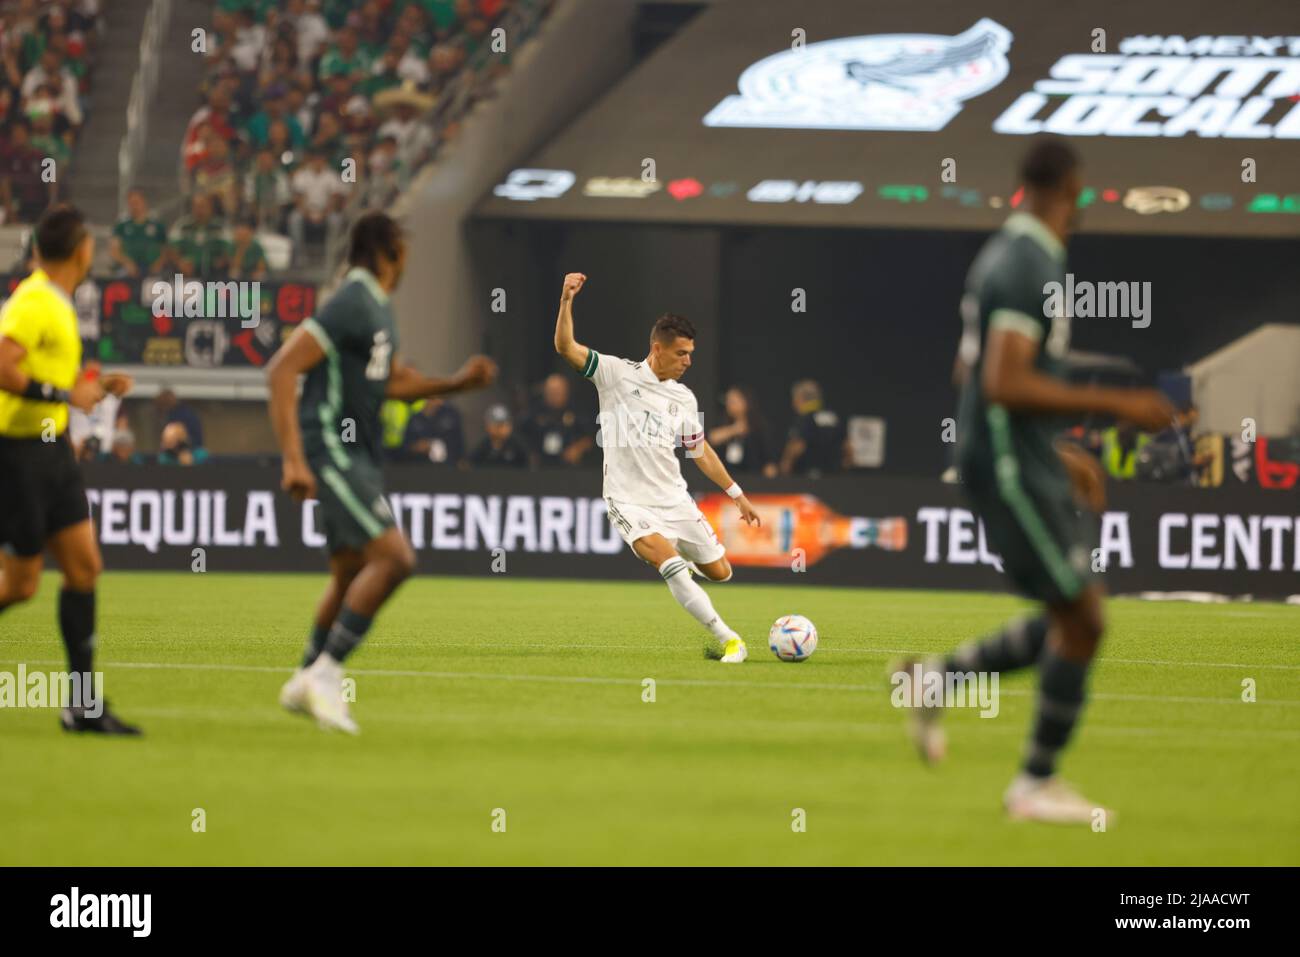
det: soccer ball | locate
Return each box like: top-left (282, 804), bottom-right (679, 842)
top-left (769, 614), bottom-right (818, 662)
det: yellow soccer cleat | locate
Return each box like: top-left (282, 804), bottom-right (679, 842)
top-left (720, 636), bottom-right (748, 664)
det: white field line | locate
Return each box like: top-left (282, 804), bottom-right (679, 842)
top-left (3, 639), bottom-right (1296, 672)
top-left (4, 658), bottom-right (1298, 707)
top-left (31, 703), bottom-right (1300, 744)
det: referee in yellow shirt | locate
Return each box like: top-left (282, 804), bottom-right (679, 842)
top-left (0, 204), bottom-right (141, 735)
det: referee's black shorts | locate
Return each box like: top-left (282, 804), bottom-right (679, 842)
top-left (0, 434), bottom-right (91, 557)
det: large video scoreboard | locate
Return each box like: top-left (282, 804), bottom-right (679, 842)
top-left (477, 0), bottom-right (1300, 237)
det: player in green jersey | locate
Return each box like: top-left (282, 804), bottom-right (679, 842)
top-left (892, 139), bottom-right (1174, 823)
top-left (266, 211), bottom-right (496, 733)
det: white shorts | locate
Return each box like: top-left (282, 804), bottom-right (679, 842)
top-left (605, 498), bottom-right (726, 565)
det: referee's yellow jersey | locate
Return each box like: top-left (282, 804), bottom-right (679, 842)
top-left (0, 269), bottom-right (82, 438)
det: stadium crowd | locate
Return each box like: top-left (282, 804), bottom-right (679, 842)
top-left (169, 0), bottom-right (527, 269)
top-left (4, 0), bottom-right (544, 267)
top-left (0, 0), bottom-right (101, 224)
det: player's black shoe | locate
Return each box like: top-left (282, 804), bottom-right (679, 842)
top-left (59, 702), bottom-right (143, 736)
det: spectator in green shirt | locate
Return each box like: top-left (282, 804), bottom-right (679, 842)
top-left (244, 148), bottom-right (292, 231)
top-left (421, 0), bottom-right (459, 33)
top-left (317, 26), bottom-right (372, 81)
top-left (19, 24), bottom-right (46, 74)
top-left (27, 102), bottom-right (71, 167)
top-left (165, 194), bottom-right (228, 276)
top-left (227, 217), bottom-right (269, 279)
top-left (362, 47), bottom-right (405, 97)
top-left (244, 84), bottom-right (306, 150)
top-left (109, 189), bottom-right (168, 278)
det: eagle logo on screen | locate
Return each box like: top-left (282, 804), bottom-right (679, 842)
top-left (703, 18), bottom-right (1012, 131)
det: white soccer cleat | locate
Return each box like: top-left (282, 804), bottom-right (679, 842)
top-left (1004, 773), bottom-right (1111, 825)
top-left (719, 636), bottom-right (748, 664)
top-left (302, 657), bottom-right (359, 735)
top-left (887, 656), bottom-right (947, 764)
top-left (279, 668), bottom-right (310, 715)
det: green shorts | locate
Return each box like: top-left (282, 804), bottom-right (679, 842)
top-left (310, 456), bottom-right (396, 554)
top-left (964, 466), bottom-right (1094, 606)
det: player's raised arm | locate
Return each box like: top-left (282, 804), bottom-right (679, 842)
top-left (265, 325), bottom-right (326, 502)
top-left (553, 272), bottom-right (591, 372)
top-left (689, 439), bottom-right (761, 527)
top-left (983, 327), bottom-right (1174, 432)
top-left (387, 354), bottom-right (497, 401)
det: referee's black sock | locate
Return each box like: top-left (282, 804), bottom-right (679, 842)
top-left (320, 606), bottom-right (373, 664)
top-left (300, 622), bottom-right (331, 669)
top-left (944, 614), bottom-right (1049, 675)
top-left (1023, 648), bottom-right (1090, 779)
top-left (58, 588), bottom-right (96, 677)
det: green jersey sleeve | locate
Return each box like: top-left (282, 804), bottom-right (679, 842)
top-left (985, 243), bottom-right (1053, 345)
top-left (303, 283), bottom-right (366, 356)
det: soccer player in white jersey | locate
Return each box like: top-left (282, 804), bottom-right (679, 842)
top-left (554, 272), bottom-right (761, 662)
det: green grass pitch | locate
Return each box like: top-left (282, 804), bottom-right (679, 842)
top-left (1, 572), bottom-right (1296, 866)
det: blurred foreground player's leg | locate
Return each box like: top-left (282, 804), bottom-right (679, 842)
top-left (891, 139), bottom-right (1174, 823)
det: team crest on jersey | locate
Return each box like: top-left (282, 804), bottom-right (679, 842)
top-left (668, 403), bottom-right (678, 415)
top-left (703, 18), bottom-right (1012, 131)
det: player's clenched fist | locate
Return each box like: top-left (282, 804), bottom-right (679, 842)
top-left (101, 373), bottom-right (134, 397)
top-left (560, 272), bottom-right (586, 302)
top-left (1113, 389), bottom-right (1176, 434)
top-left (456, 354), bottom-right (498, 390)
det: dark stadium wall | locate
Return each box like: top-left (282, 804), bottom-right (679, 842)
top-left (721, 227), bottom-right (1300, 476)
top-left (717, 226), bottom-right (982, 476)
top-left (471, 221), bottom-right (725, 436)
top-left (474, 218), bottom-right (1300, 475)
